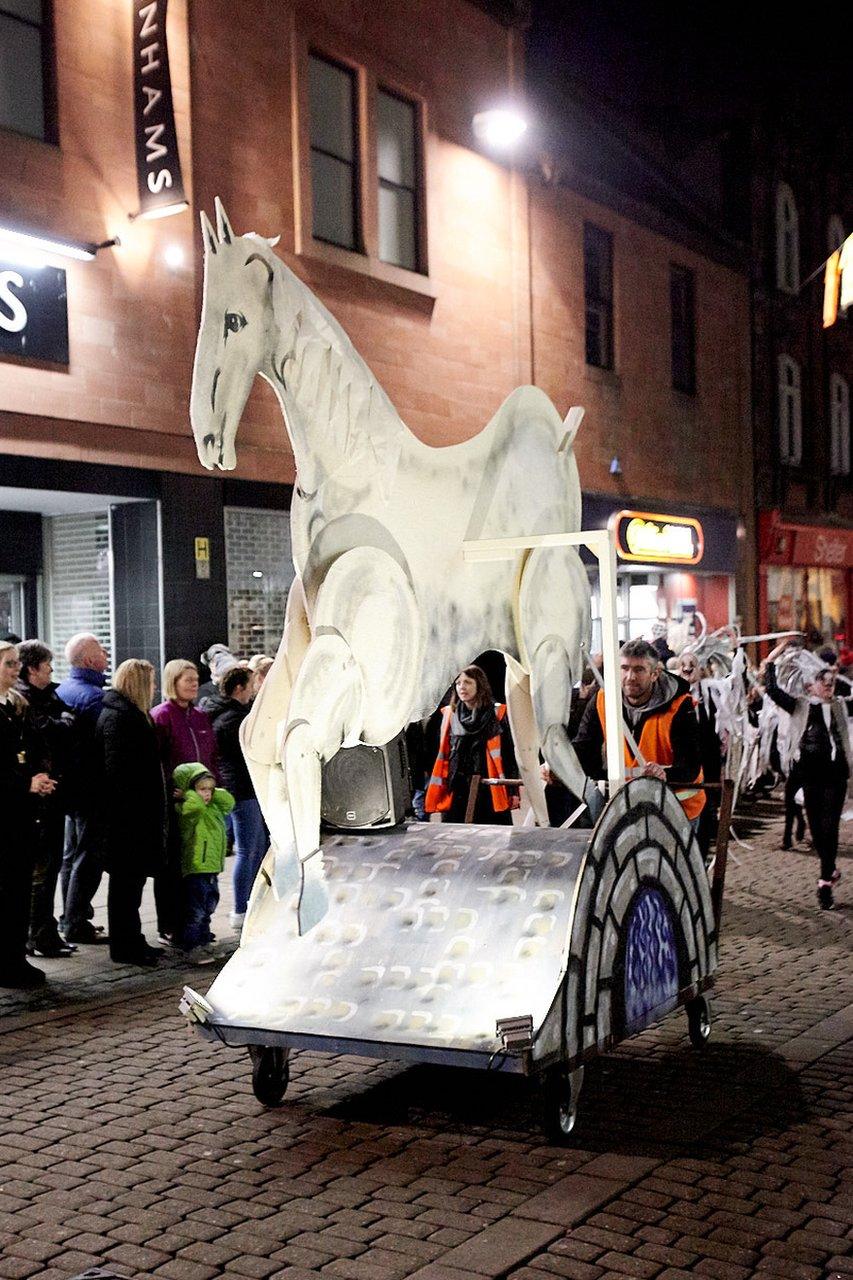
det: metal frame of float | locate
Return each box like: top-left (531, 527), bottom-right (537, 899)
top-left (181, 528), bottom-right (720, 1137)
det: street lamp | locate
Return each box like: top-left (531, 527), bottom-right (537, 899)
top-left (472, 107), bottom-right (528, 151)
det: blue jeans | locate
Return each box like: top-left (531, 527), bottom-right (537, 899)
top-left (60, 811), bottom-right (103, 936)
top-left (180, 874), bottom-right (220, 950)
top-left (231, 798), bottom-right (267, 914)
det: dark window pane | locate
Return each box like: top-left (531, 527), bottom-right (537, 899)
top-left (311, 150), bottom-right (356, 249)
top-left (308, 53), bottom-right (358, 249)
top-left (308, 55), bottom-right (355, 162)
top-left (584, 224), bottom-right (614, 369)
top-left (0, 12), bottom-right (44, 139)
top-left (670, 264), bottom-right (696, 393)
top-left (0, 1), bottom-right (43, 22)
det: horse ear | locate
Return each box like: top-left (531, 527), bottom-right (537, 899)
top-left (558, 406), bottom-right (584, 453)
top-left (199, 210), bottom-right (217, 255)
top-left (266, 235), bottom-right (281, 248)
top-left (214, 196), bottom-right (234, 244)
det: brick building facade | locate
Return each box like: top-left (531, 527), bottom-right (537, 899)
top-left (0, 0), bottom-right (754, 675)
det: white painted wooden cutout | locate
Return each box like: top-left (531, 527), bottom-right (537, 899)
top-left (190, 199), bottom-right (591, 933)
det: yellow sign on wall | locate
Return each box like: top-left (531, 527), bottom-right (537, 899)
top-left (609, 511), bottom-right (704, 565)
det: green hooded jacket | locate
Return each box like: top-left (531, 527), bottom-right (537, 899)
top-left (173, 762), bottom-right (235, 877)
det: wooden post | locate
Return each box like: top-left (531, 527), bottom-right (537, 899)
top-left (464, 774), bottom-right (482, 824)
top-left (711, 777), bottom-right (735, 930)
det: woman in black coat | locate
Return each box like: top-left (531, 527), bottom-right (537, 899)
top-left (93, 659), bottom-right (167, 965)
top-left (764, 640), bottom-right (852, 910)
top-left (0, 641), bottom-right (57, 989)
top-left (17, 640), bottom-right (77, 958)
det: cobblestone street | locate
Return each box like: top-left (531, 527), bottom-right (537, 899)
top-left (1, 797), bottom-right (850, 1280)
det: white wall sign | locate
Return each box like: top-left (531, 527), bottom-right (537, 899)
top-left (0, 260), bottom-right (69, 364)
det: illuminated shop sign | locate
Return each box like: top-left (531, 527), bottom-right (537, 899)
top-left (610, 510), bottom-right (704, 565)
top-left (0, 260), bottom-right (69, 365)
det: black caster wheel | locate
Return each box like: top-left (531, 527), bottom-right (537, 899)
top-left (249, 1046), bottom-right (290, 1106)
top-left (686, 996), bottom-right (711, 1048)
top-left (540, 1065), bottom-right (584, 1143)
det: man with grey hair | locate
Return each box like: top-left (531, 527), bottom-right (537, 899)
top-left (56, 633), bottom-right (110, 944)
top-left (572, 638), bottom-right (706, 827)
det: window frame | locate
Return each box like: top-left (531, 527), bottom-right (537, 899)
top-left (827, 215), bottom-right (845, 255)
top-left (670, 262), bottom-right (696, 395)
top-left (829, 373), bottom-right (851, 477)
top-left (0, 0), bottom-right (58, 145)
top-left (777, 354), bottom-right (802, 466)
top-left (583, 221), bottom-right (615, 371)
top-left (775, 181), bottom-right (799, 294)
top-left (295, 31), bottom-right (430, 294)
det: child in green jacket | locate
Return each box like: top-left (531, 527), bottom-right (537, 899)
top-left (173, 762), bottom-right (235, 955)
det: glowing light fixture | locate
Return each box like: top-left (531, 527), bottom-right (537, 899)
top-left (131, 200), bottom-right (189, 222)
top-left (163, 243), bottom-right (185, 269)
top-left (0, 222), bottom-right (119, 266)
top-left (472, 107), bottom-right (528, 150)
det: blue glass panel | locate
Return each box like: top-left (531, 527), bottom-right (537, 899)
top-left (624, 886), bottom-right (678, 1032)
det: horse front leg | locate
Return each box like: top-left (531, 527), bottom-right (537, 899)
top-left (239, 574), bottom-right (310, 855)
top-left (281, 545), bottom-right (423, 933)
top-left (518, 546), bottom-right (591, 807)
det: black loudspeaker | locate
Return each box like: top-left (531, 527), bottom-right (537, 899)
top-left (321, 733), bottom-right (410, 831)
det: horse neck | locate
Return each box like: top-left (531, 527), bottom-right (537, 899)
top-left (266, 269), bottom-right (405, 486)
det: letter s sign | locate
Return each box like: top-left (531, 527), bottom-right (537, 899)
top-left (0, 270), bottom-right (28, 334)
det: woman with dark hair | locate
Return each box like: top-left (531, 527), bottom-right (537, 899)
top-left (93, 659), bottom-right (167, 965)
top-left (17, 640), bottom-right (77, 958)
top-left (207, 665), bottom-right (267, 932)
top-left (425, 665), bottom-right (519, 824)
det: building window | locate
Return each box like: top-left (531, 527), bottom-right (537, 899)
top-left (775, 182), bottom-right (799, 293)
top-left (777, 355), bottom-right (802, 465)
top-left (0, 0), bottom-right (52, 141)
top-left (584, 223), bottom-right (614, 369)
top-left (670, 264), bottom-right (696, 393)
top-left (308, 53), bottom-right (359, 252)
top-left (828, 215), bottom-right (845, 255)
top-left (830, 374), bottom-right (851, 476)
top-left (304, 48), bottom-right (427, 279)
top-left (377, 89), bottom-right (420, 272)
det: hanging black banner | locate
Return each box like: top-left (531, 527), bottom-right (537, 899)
top-left (132, 0), bottom-right (187, 217)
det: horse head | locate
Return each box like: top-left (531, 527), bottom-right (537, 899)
top-left (190, 198), bottom-right (286, 470)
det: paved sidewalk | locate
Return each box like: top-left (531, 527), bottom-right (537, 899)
top-left (0, 796), bottom-right (850, 1280)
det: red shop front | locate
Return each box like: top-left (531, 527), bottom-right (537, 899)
top-left (758, 511), bottom-right (853, 649)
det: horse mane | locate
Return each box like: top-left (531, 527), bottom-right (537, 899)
top-left (243, 233), bottom-right (405, 498)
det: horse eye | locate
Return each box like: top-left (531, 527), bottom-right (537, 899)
top-left (224, 311), bottom-right (247, 338)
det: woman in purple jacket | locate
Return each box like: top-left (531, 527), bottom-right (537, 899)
top-left (151, 660), bottom-right (219, 941)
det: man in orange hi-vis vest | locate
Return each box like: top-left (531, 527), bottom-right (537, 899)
top-left (572, 638), bottom-right (706, 827)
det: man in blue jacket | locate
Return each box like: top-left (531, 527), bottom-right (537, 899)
top-left (56, 632), bottom-right (110, 943)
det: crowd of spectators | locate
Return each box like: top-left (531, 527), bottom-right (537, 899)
top-left (0, 633), bottom-right (272, 989)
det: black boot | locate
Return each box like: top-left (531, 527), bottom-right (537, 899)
top-left (817, 882), bottom-right (835, 911)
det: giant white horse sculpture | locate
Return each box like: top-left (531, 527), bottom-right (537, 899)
top-left (190, 199), bottom-right (591, 932)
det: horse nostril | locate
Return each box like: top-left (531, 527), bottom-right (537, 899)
top-left (203, 433), bottom-right (215, 450)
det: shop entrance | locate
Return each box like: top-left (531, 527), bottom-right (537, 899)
top-left (0, 488), bottom-right (162, 679)
top-left (0, 574), bottom-right (27, 639)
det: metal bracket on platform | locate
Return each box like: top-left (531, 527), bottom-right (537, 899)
top-left (496, 1014), bottom-right (534, 1053)
top-left (179, 986), bottom-right (215, 1026)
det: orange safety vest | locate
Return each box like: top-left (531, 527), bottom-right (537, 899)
top-left (595, 689), bottom-right (706, 821)
top-left (424, 703), bottom-right (510, 815)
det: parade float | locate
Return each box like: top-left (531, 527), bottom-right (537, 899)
top-left (180, 201), bottom-right (721, 1138)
